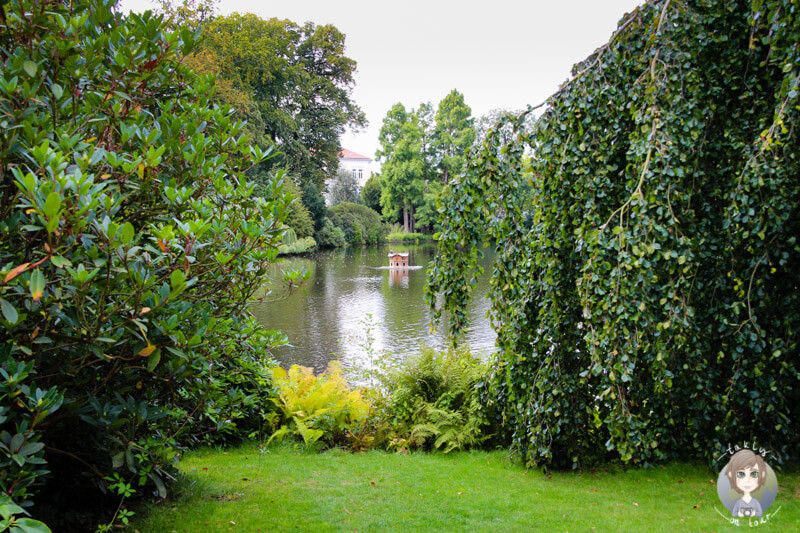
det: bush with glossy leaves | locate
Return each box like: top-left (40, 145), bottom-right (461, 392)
top-left (0, 0), bottom-right (301, 526)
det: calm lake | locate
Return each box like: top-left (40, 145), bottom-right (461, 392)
top-left (250, 243), bottom-right (496, 373)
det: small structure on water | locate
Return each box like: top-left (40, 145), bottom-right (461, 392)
top-left (388, 250), bottom-right (410, 269)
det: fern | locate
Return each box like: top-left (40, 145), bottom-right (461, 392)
top-left (268, 362), bottom-right (370, 448)
top-left (378, 347), bottom-right (495, 452)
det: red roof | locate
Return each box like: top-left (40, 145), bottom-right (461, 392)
top-left (338, 149), bottom-right (371, 161)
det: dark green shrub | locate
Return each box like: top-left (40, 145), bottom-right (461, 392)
top-left (0, 0), bottom-right (299, 526)
top-left (316, 218), bottom-right (346, 248)
top-left (329, 202), bottom-right (386, 245)
top-left (360, 174), bottom-right (383, 214)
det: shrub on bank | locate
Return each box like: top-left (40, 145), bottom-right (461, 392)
top-left (316, 218), bottom-right (347, 248)
top-left (329, 202), bottom-right (386, 245)
top-left (279, 228), bottom-right (317, 255)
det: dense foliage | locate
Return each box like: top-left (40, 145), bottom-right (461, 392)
top-left (328, 202), bottom-right (386, 245)
top-left (327, 168), bottom-right (361, 207)
top-left (279, 228), bottom-right (317, 255)
top-left (359, 174), bottom-right (383, 214)
top-left (267, 362), bottom-right (370, 450)
top-left (428, 0), bottom-right (800, 468)
top-left (432, 90), bottom-right (475, 185)
top-left (0, 0), bottom-right (300, 526)
top-left (176, 8), bottom-right (367, 190)
top-left (377, 348), bottom-right (494, 453)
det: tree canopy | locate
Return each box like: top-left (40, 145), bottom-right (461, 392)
top-left (427, 0), bottom-right (800, 468)
top-left (433, 89), bottom-right (475, 184)
top-left (377, 103), bottom-right (425, 233)
top-left (158, 4), bottom-right (366, 190)
top-left (375, 93), bottom-right (475, 233)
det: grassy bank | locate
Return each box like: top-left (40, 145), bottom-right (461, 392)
top-left (386, 232), bottom-right (433, 243)
top-left (133, 443), bottom-right (799, 531)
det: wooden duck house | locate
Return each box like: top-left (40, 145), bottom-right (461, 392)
top-left (388, 250), bottom-right (410, 269)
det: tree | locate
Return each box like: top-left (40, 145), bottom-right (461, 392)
top-left (328, 168), bottom-right (361, 206)
top-left (155, 5), bottom-right (367, 189)
top-left (0, 1), bottom-right (303, 526)
top-left (427, 0), bottom-right (800, 468)
top-left (282, 180), bottom-right (315, 238)
top-left (376, 104), bottom-right (425, 233)
top-left (301, 181), bottom-right (327, 233)
top-left (433, 90), bottom-right (475, 185)
top-left (360, 174), bottom-right (383, 214)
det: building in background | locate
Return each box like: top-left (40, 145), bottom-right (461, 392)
top-left (337, 149), bottom-right (372, 187)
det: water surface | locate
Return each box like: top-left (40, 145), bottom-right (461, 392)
top-left (250, 243), bottom-right (496, 373)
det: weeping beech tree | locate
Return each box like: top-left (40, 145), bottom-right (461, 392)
top-left (427, 0), bottom-right (800, 468)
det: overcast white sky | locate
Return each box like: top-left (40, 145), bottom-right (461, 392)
top-left (120, 0), bottom-right (643, 167)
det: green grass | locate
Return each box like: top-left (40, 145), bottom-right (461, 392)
top-left (133, 443), bottom-right (800, 532)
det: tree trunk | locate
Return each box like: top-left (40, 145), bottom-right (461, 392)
top-left (403, 205), bottom-right (410, 233)
top-left (409, 204), bottom-right (415, 233)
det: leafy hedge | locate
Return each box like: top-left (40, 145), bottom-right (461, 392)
top-left (428, 0), bottom-right (800, 468)
top-left (0, 0), bottom-right (297, 526)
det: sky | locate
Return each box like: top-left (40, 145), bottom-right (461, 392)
top-left (119, 0), bottom-right (643, 169)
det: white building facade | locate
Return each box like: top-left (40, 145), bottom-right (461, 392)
top-left (337, 149), bottom-right (372, 187)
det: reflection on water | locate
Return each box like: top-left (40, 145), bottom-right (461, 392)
top-left (388, 268), bottom-right (408, 288)
top-left (249, 243), bottom-right (496, 373)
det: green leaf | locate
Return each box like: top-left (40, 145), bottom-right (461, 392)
top-left (119, 222), bottom-right (134, 244)
top-left (170, 269), bottom-right (185, 288)
top-left (18, 442), bottom-right (44, 457)
top-left (46, 216), bottom-right (59, 233)
top-left (43, 192), bottom-right (61, 219)
top-left (147, 349), bottom-right (161, 372)
top-left (112, 451), bottom-right (125, 469)
top-left (49, 256), bottom-right (71, 269)
top-left (0, 299), bottom-right (18, 324)
top-left (149, 472), bottom-right (167, 499)
top-left (23, 60), bottom-right (37, 77)
top-left (14, 517), bottom-right (53, 533)
top-left (29, 269), bottom-right (46, 302)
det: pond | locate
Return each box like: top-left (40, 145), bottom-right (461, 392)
top-left (249, 243), bottom-right (496, 373)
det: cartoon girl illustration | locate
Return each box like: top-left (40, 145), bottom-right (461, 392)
top-left (725, 449), bottom-right (767, 517)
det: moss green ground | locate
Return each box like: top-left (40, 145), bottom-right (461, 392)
top-left (133, 443), bottom-right (800, 532)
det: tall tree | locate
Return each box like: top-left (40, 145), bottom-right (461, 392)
top-left (156, 5), bottom-right (366, 189)
top-left (377, 104), bottom-right (425, 233)
top-left (433, 90), bottom-right (476, 184)
top-left (360, 174), bottom-right (383, 214)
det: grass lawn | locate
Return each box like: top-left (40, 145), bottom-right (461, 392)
top-left (133, 443), bottom-right (800, 532)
